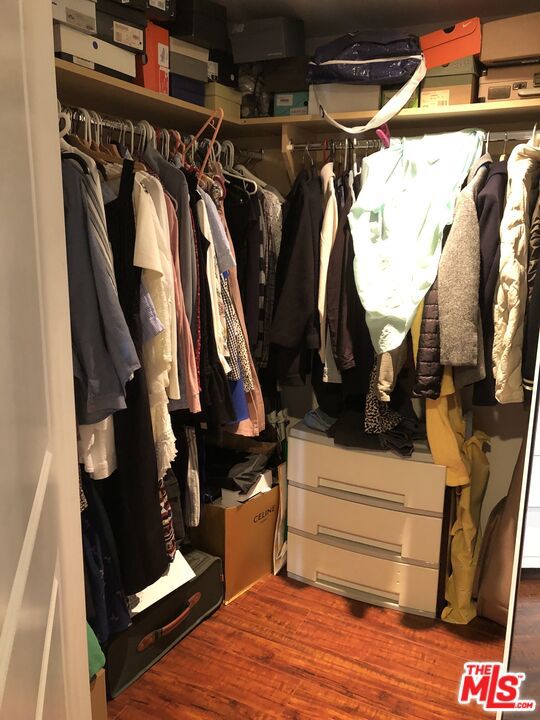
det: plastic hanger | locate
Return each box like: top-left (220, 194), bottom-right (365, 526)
top-left (220, 140), bottom-right (258, 195)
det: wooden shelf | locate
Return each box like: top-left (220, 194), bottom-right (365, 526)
top-left (55, 59), bottom-right (226, 133)
top-left (238, 99), bottom-right (540, 136)
top-left (56, 59), bottom-right (540, 139)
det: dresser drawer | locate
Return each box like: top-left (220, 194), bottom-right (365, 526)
top-left (288, 485), bottom-right (442, 566)
top-left (288, 435), bottom-right (445, 515)
top-left (287, 533), bottom-right (439, 616)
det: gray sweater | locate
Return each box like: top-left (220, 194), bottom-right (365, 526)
top-left (438, 155), bottom-right (491, 367)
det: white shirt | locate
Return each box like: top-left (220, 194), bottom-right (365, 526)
top-left (133, 175), bottom-right (177, 479)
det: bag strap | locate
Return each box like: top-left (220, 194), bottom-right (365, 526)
top-left (315, 56), bottom-right (426, 135)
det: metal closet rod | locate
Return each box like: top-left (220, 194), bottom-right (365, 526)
top-left (288, 128), bottom-right (540, 152)
top-left (287, 139), bottom-right (381, 151)
top-left (487, 130), bottom-right (536, 141)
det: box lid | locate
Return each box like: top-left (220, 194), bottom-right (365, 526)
top-left (170, 36), bottom-right (209, 62)
top-left (420, 17), bottom-right (481, 69)
top-left (423, 74), bottom-right (476, 89)
top-left (205, 81), bottom-right (241, 103)
top-left (426, 56), bottom-right (478, 77)
top-left (96, 0), bottom-right (146, 25)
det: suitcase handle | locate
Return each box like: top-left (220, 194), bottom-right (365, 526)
top-left (136, 592), bottom-right (202, 652)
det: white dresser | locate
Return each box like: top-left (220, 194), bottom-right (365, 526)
top-left (287, 423), bottom-right (448, 617)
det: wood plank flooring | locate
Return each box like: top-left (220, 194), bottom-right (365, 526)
top-left (507, 570), bottom-right (540, 717)
top-left (108, 574), bottom-right (505, 720)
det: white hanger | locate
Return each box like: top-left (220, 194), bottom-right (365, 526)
top-left (219, 140), bottom-right (258, 195)
top-left (125, 119), bottom-right (135, 156)
top-left (58, 102), bottom-right (71, 139)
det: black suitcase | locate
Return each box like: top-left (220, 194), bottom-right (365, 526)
top-left (106, 550), bottom-right (223, 698)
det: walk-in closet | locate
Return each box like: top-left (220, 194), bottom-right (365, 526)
top-left (2, 1), bottom-right (540, 719)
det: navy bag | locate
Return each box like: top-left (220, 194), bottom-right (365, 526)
top-left (308, 32), bottom-right (422, 85)
top-left (307, 31), bottom-right (426, 134)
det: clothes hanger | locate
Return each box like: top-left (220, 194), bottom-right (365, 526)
top-left (220, 140), bottom-right (258, 195)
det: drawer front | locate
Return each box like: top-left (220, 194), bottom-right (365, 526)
top-left (287, 533), bottom-right (439, 616)
top-left (288, 436), bottom-right (445, 515)
top-left (288, 485), bottom-right (442, 566)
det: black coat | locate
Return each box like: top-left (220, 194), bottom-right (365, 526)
top-left (270, 170), bottom-right (323, 385)
top-left (413, 273), bottom-right (443, 399)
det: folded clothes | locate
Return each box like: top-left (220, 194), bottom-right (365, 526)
top-left (303, 407), bottom-right (337, 433)
top-left (329, 408), bottom-right (381, 451)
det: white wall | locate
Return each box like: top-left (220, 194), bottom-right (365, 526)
top-left (474, 405), bottom-right (531, 531)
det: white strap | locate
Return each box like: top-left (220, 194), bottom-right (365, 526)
top-left (315, 56), bottom-right (426, 136)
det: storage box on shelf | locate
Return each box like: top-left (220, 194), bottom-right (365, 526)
top-left (382, 85), bottom-right (419, 109)
top-left (208, 49), bottom-right (237, 88)
top-left (166, 0), bottom-right (228, 52)
top-left (170, 73), bottom-right (205, 106)
top-left (481, 11), bottom-right (540, 66)
top-left (54, 23), bottom-right (136, 82)
top-left (136, 21), bottom-right (169, 94)
top-left (479, 64), bottom-right (540, 103)
top-left (421, 56), bottom-right (478, 108)
top-left (52, 0), bottom-right (97, 35)
top-left (274, 91), bottom-right (309, 117)
top-left (95, 0), bottom-right (146, 54)
top-left (146, 0), bottom-right (176, 23)
top-left (230, 16), bottom-right (305, 64)
top-left (286, 423), bottom-right (447, 617)
top-left (205, 82), bottom-right (242, 118)
top-left (308, 83), bottom-right (381, 116)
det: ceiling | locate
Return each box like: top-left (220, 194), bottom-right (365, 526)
top-left (224, 0), bottom-right (539, 38)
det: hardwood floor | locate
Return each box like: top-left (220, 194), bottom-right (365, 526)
top-left (108, 574), bottom-right (505, 720)
top-left (506, 570), bottom-right (540, 717)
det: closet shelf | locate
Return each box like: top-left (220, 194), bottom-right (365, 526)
top-left (56, 59), bottom-right (540, 138)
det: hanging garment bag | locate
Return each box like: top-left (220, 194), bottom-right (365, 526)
top-left (308, 31), bottom-right (426, 134)
top-left (106, 550), bottom-right (223, 697)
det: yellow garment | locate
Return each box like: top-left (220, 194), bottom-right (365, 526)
top-left (411, 300), bottom-right (424, 364)
top-left (441, 434), bottom-right (490, 624)
top-left (426, 367), bottom-right (490, 624)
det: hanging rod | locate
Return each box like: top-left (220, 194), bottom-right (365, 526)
top-left (287, 139), bottom-right (381, 152)
top-left (487, 130), bottom-right (536, 142)
top-left (236, 148), bottom-right (264, 160)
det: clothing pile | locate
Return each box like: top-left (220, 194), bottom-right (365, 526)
top-left (61, 130), bottom-right (276, 644)
top-left (272, 130), bottom-right (540, 455)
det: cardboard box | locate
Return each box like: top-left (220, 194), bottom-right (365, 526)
top-left (421, 75), bottom-right (477, 107)
top-left (381, 85), bottom-right (419, 109)
top-left (205, 82), bottom-right (242, 118)
top-left (274, 91), bottom-right (309, 116)
top-left (170, 51), bottom-right (208, 82)
top-left (481, 12), bottom-right (540, 66)
top-left (478, 64), bottom-right (540, 102)
top-left (420, 18), bottom-right (481, 70)
top-left (52, 0), bottom-right (97, 35)
top-left (192, 485), bottom-right (279, 603)
top-left (136, 21), bottom-right (169, 94)
top-left (90, 669), bottom-right (107, 720)
top-left (308, 84), bottom-right (380, 116)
